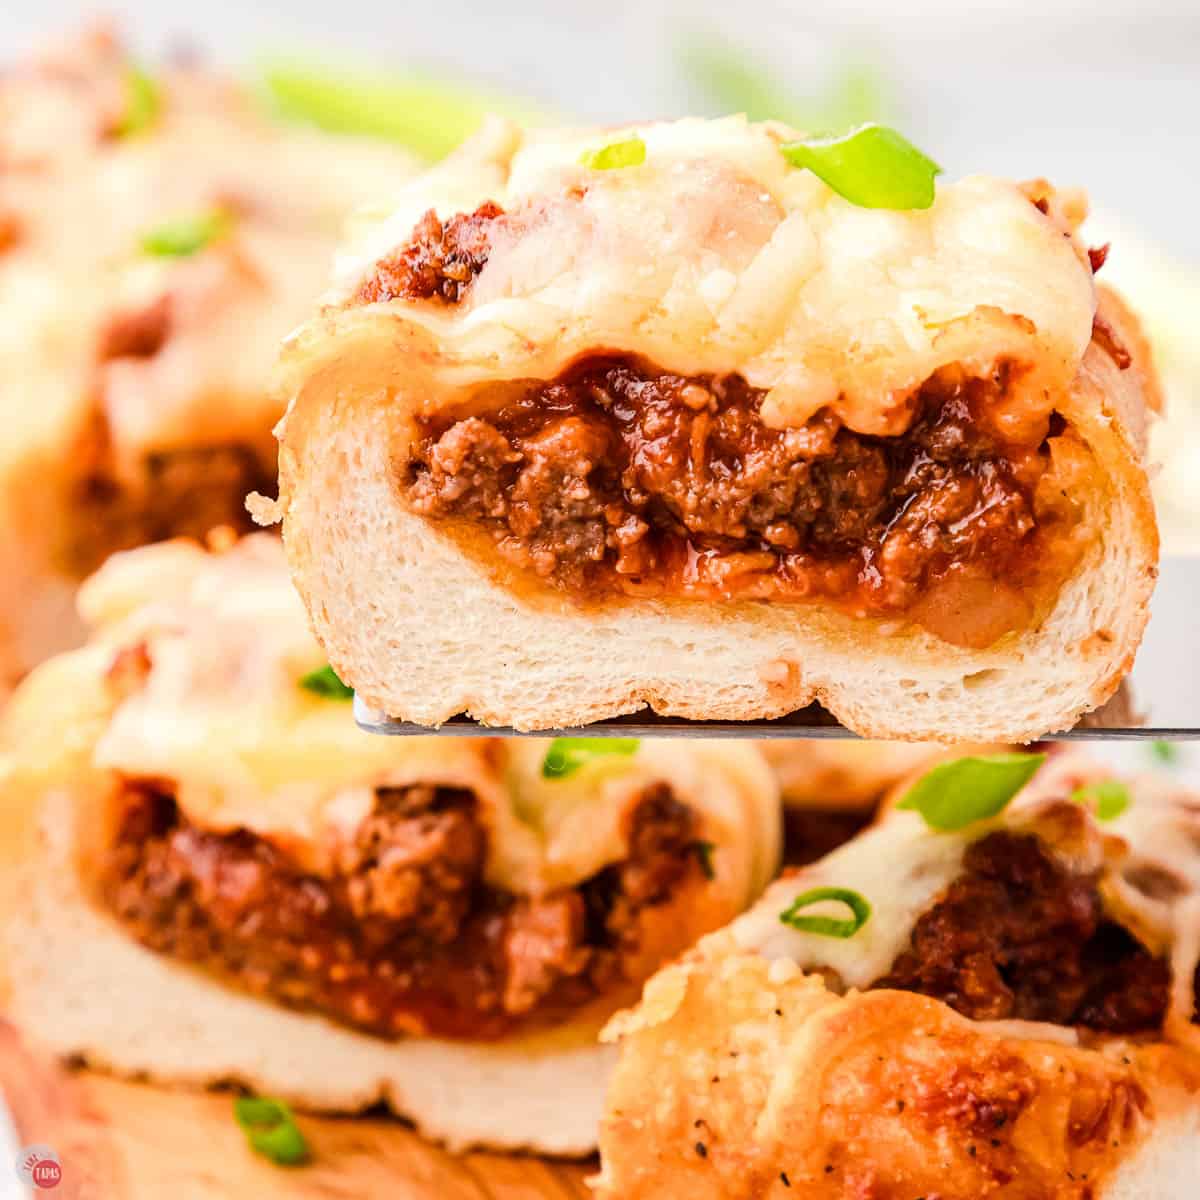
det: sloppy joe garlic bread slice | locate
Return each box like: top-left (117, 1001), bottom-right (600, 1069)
top-left (0, 25), bottom-right (414, 683)
top-left (262, 115), bottom-right (1160, 740)
top-left (0, 534), bottom-right (781, 1154)
top-left (596, 751), bottom-right (1200, 1197)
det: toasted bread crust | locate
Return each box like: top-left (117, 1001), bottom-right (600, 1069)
top-left (595, 955), bottom-right (1200, 1198)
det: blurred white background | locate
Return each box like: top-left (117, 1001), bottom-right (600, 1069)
top-left (7, 0), bottom-right (1200, 260)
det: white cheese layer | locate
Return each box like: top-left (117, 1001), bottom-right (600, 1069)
top-left (730, 809), bottom-right (973, 989)
top-left (332, 115), bottom-right (1096, 438)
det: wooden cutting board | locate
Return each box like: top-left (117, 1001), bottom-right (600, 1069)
top-left (0, 1022), bottom-right (593, 1200)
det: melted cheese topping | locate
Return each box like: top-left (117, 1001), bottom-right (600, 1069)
top-left (490, 739), bottom-right (779, 905)
top-left (726, 752), bottom-right (1198, 1035)
top-left (71, 536), bottom-right (777, 899)
top-left (330, 115), bottom-right (1096, 438)
top-left (730, 810), bottom-right (972, 988)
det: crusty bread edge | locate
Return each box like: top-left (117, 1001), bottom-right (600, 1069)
top-left (593, 954), bottom-right (1200, 1198)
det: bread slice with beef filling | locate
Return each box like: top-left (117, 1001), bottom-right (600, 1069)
top-left (257, 115), bottom-right (1160, 740)
top-left (0, 25), bottom-right (413, 685)
top-left (596, 751), bottom-right (1200, 1197)
top-left (0, 533), bottom-right (780, 1153)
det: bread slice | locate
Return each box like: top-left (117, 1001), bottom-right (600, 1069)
top-left (597, 955), bottom-right (1200, 1198)
top-left (0, 534), bottom-right (781, 1153)
top-left (595, 753), bottom-right (1200, 1195)
top-left (262, 117), bottom-right (1160, 741)
top-left (0, 25), bottom-right (413, 684)
top-left (6, 786), bottom-right (614, 1155)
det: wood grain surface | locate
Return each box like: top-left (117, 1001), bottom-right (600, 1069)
top-left (0, 1022), bottom-right (594, 1199)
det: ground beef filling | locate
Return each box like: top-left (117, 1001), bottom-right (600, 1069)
top-left (874, 832), bottom-right (1193, 1034)
top-left (357, 202), bottom-right (504, 305)
top-left (58, 293), bottom-right (277, 577)
top-left (404, 356), bottom-right (1075, 644)
top-left (63, 410), bottom-right (275, 577)
top-left (99, 780), bottom-right (701, 1041)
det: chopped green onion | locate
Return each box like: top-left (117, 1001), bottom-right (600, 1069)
top-left (780, 123), bottom-right (941, 210)
top-left (1151, 740), bottom-right (1179, 765)
top-left (897, 753), bottom-right (1046, 832)
top-left (299, 664), bottom-right (354, 700)
top-left (579, 136), bottom-right (646, 171)
top-left (541, 737), bottom-right (640, 779)
top-left (690, 840), bottom-right (716, 880)
top-left (140, 209), bottom-right (232, 258)
top-left (258, 59), bottom-right (547, 162)
top-left (233, 1096), bottom-right (309, 1166)
top-left (779, 886), bottom-right (871, 938)
top-left (115, 65), bottom-right (161, 138)
top-left (1071, 780), bottom-right (1131, 822)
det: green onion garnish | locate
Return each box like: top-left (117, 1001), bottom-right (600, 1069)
top-left (897, 753), bottom-right (1046, 832)
top-left (1071, 780), bottom-right (1131, 822)
top-left (541, 737), bottom-right (640, 779)
top-left (140, 209), bottom-right (232, 258)
top-left (779, 886), bottom-right (871, 938)
top-left (690, 840), bottom-right (716, 880)
top-left (258, 59), bottom-right (547, 162)
top-left (298, 664), bottom-right (354, 700)
top-left (115, 66), bottom-right (161, 138)
top-left (780, 123), bottom-right (941, 210)
top-left (579, 136), bottom-right (646, 171)
top-left (1151, 740), bottom-right (1179, 765)
top-left (233, 1096), bottom-right (309, 1166)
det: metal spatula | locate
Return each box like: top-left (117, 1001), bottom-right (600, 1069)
top-left (355, 557), bottom-right (1200, 740)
